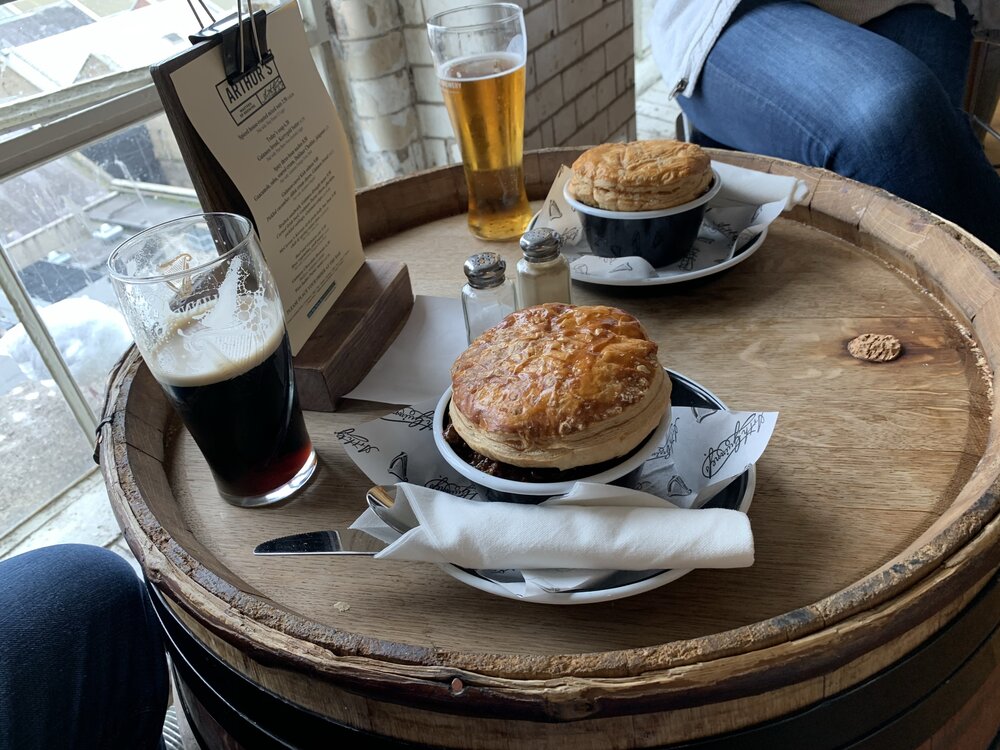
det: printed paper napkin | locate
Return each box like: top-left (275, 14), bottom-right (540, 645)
top-left (338, 399), bottom-right (777, 600)
top-left (336, 397), bottom-right (776, 510)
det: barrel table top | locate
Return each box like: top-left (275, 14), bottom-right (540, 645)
top-left (100, 149), bottom-right (1000, 745)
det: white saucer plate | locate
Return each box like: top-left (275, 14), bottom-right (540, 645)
top-left (433, 370), bottom-right (757, 605)
top-left (528, 212), bottom-right (767, 288)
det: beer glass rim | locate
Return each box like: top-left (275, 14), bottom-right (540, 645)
top-left (107, 212), bottom-right (254, 285)
top-left (426, 2), bottom-right (523, 32)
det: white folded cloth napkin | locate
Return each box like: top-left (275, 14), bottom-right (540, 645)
top-left (711, 160), bottom-right (809, 209)
top-left (352, 482), bottom-right (754, 571)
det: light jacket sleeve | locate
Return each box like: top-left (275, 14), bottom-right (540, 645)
top-left (647, 0), bottom-right (740, 99)
top-left (964, 0), bottom-right (1000, 30)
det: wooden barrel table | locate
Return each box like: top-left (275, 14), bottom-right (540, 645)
top-left (99, 149), bottom-right (1000, 749)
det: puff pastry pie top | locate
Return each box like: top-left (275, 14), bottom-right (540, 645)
top-left (449, 303), bottom-right (671, 470)
top-left (568, 139), bottom-right (713, 212)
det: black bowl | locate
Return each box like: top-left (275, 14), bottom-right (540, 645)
top-left (564, 171), bottom-right (721, 268)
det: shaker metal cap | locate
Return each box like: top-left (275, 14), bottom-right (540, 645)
top-left (519, 227), bottom-right (563, 262)
top-left (464, 252), bottom-right (507, 289)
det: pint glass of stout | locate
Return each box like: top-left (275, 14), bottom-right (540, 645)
top-left (108, 213), bottom-right (316, 508)
top-left (427, 3), bottom-right (532, 241)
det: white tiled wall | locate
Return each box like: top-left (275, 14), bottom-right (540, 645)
top-left (328, 0), bottom-right (637, 185)
top-left (328, 0), bottom-right (426, 184)
top-left (633, 0), bottom-right (659, 98)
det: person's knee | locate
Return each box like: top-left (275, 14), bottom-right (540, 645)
top-left (832, 56), bottom-right (954, 164)
top-left (0, 549), bottom-right (168, 748)
top-left (0, 544), bottom-right (148, 636)
top-left (15, 543), bottom-right (141, 597)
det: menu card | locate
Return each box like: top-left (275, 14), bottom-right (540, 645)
top-left (168, 2), bottom-right (365, 353)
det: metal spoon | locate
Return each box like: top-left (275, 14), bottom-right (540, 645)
top-left (366, 484), bottom-right (396, 509)
top-left (365, 485), bottom-right (411, 536)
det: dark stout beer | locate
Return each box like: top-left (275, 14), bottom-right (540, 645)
top-left (153, 307), bottom-right (312, 500)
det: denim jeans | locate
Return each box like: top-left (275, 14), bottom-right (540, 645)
top-left (0, 544), bottom-right (169, 750)
top-left (679, 0), bottom-right (1000, 251)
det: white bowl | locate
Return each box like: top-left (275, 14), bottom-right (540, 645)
top-left (562, 169), bottom-right (722, 220)
top-left (432, 388), bottom-right (671, 503)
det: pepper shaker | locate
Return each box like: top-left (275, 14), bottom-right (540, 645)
top-left (461, 252), bottom-right (518, 344)
top-left (516, 227), bottom-right (572, 309)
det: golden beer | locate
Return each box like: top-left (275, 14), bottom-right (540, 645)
top-left (440, 53), bottom-right (532, 241)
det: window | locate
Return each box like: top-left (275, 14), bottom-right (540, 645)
top-left (0, 284), bottom-right (96, 540)
top-left (0, 0), bottom-right (335, 544)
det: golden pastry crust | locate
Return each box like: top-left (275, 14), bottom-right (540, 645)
top-left (449, 303), bottom-right (671, 470)
top-left (568, 140), bottom-right (713, 211)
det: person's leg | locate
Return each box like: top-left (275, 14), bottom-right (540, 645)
top-left (679, 0), bottom-right (1000, 250)
top-left (0, 544), bottom-right (169, 750)
top-left (863, 0), bottom-right (973, 109)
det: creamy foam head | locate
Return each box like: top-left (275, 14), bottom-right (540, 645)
top-left (149, 295), bottom-right (284, 387)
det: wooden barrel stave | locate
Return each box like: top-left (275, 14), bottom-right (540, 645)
top-left (150, 567), bottom-right (1000, 748)
top-left (99, 148), bottom-right (1000, 747)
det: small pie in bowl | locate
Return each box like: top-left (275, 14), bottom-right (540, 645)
top-left (448, 303), bottom-right (671, 474)
top-left (568, 139), bottom-right (713, 212)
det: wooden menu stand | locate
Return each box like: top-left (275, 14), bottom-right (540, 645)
top-left (293, 259), bottom-right (412, 411)
top-left (148, 16), bottom-right (413, 412)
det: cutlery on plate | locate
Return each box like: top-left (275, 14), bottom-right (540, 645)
top-left (253, 485), bottom-right (589, 594)
top-left (253, 529), bottom-right (388, 556)
top-left (366, 485), bottom-right (414, 535)
top-left (253, 486), bottom-right (406, 556)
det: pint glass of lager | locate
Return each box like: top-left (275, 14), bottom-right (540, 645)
top-left (427, 3), bottom-right (532, 241)
top-left (108, 213), bottom-right (316, 508)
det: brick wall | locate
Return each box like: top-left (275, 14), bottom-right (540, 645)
top-left (328, 0), bottom-right (637, 186)
top-left (522, 0), bottom-right (636, 152)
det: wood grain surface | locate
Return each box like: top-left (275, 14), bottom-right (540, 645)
top-left (100, 149), bottom-right (1000, 746)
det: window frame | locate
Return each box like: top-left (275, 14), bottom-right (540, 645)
top-left (0, 0), bottom-right (335, 442)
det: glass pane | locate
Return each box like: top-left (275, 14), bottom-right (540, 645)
top-left (0, 0), bottom-right (287, 108)
top-left (0, 283), bottom-right (96, 539)
top-left (0, 112), bottom-right (201, 413)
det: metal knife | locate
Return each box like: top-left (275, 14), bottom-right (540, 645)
top-left (254, 530), bottom-right (388, 556)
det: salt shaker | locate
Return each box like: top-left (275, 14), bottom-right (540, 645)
top-left (516, 227), bottom-right (572, 309)
top-left (461, 252), bottom-right (518, 344)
